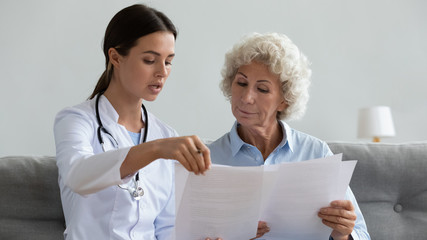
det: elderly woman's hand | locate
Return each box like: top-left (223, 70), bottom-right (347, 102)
top-left (250, 221), bottom-right (269, 239)
top-left (318, 200), bottom-right (356, 240)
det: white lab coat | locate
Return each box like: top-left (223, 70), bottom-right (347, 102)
top-left (54, 95), bottom-right (176, 240)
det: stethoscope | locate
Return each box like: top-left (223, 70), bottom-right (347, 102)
top-left (95, 92), bottom-right (148, 200)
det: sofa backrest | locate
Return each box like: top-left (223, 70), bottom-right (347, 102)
top-left (328, 142), bottom-right (427, 240)
top-left (0, 156), bottom-right (65, 239)
top-left (2, 142), bottom-right (427, 239)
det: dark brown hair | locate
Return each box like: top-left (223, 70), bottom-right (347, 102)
top-left (89, 4), bottom-right (177, 99)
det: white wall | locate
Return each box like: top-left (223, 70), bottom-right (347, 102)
top-left (1, 0), bottom-right (426, 156)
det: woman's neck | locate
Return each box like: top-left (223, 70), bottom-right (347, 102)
top-left (103, 86), bottom-right (144, 133)
top-left (237, 121), bottom-right (283, 160)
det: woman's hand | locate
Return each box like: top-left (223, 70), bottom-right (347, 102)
top-left (250, 221), bottom-right (270, 239)
top-left (156, 135), bottom-right (211, 175)
top-left (318, 200), bottom-right (356, 240)
top-left (121, 135), bottom-right (211, 178)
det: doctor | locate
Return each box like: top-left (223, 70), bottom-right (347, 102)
top-left (54, 4), bottom-right (210, 240)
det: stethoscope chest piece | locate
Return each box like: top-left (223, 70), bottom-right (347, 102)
top-left (132, 186), bottom-right (144, 200)
top-left (120, 178), bottom-right (145, 201)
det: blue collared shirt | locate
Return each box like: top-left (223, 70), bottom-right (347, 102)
top-left (208, 121), bottom-right (370, 240)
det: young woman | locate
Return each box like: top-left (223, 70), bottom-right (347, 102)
top-left (54, 4), bottom-right (210, 239)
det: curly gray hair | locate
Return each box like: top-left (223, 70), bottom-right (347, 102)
top-left (220, 32), bottom-right (311, 120)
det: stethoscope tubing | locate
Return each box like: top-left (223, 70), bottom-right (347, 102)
top-left (95, 92), bottom-right (148, 198)
top-left (95, 92), bottom-right (148, 147)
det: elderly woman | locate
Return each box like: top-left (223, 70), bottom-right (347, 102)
top-left (208, 33), bottom-right (370, 240)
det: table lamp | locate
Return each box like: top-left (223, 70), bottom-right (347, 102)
top-left (357, 106), bottom-right (396, 142)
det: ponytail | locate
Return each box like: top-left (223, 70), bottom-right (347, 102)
top-left (89, 62), bottom-right (113, 99)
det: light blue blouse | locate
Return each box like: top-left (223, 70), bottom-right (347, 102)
top-left (208, 121), bottom-right (370, 240)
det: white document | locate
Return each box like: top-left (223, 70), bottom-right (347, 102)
top-left (260, 155), bottom-right (345, 240)
top-left (174, 154), bottom-right (357, 240)
top-left (175, 164), bottom-right (264, 240)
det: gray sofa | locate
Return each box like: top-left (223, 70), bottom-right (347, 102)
top-left (328, 141), bottom-right (427, 239)
top-left (0, 156), bottom-right (64, 239)
top-left (1, 142), bottom-right (426, 239)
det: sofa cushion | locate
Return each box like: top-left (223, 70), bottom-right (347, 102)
top-left (0, 156), bottom-right (65, 239)
top-left (328, 142), bottom-right (427, 240)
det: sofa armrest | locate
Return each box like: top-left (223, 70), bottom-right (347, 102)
top-left (0, 156), bottom-right (65, 239)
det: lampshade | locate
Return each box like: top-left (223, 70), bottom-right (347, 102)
top-left (357, 106), bottom-right (396, 142)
